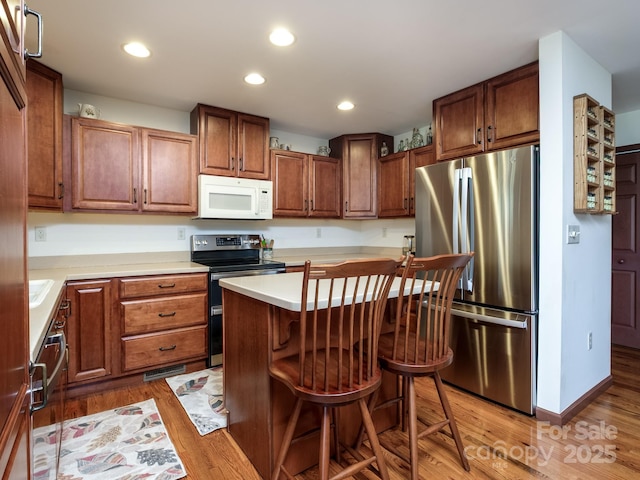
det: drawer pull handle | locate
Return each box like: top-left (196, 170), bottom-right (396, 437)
top-left (158, 312), bottom-right (176, 318)
top-left (158, 283), bottom-right (176, 288)
top-left (159, 345), bottom-right (177, 351)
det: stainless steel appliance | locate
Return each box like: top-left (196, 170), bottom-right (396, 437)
top-left (30, 304), bottom-right (68, 479)
top-left (415, 145), bottom-right (539, 414)
top-left (191, 234), bottom-right (286, 366)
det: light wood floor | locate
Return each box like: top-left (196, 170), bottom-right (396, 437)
top-left (64, 345), bottom-right (640, 479)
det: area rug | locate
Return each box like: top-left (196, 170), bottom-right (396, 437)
top-left (165, 367), bottom-right (226, 436)
top-left (32, 398), bottom-right (186, 480)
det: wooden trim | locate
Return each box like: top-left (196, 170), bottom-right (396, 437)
top-left (535, 374), bottom-right (613, 425)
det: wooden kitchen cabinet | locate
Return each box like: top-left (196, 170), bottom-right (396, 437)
top-left (1, 1), bottom-right (30, 477)
top-left (434, 61), bottom-right (539, 161)
top-left (330, 133), bottom-right (393, 218)
top-left (27, 59), bottom-right (64, 210)
top-left (65, 279), bottom-right (113, 385)
top-left (117, 273), bottom-right (207, 373)
top-left (190, 103), bottom-right (270, 179)
top-left (66, 116), bottom-right (198, 214)
top-left (378, 145), bottom-right (435, 217)
top-left (271, 149), bottom-right (341, 218)
top-left (141, 128), bottom-right (198, 213)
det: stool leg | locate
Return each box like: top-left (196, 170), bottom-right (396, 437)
top-left (434, 372), bottom-right (470, 471)
top-left (272, 398), bottom-right (303, 480)
top-left (358, 398), bottom-right (390, 480)
top-left (407, 377), bottom-right (419, 480)
top-left (319, 406), bottom-right (331, 480)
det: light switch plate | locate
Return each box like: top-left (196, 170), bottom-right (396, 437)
top-left (567, 225), bottom-right (580, 244)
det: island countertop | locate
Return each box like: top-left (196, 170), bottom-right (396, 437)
top-left (220, 270), bottom-right (424, 311)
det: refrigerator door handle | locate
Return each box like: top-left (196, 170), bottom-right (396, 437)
top-left (451, 307), bottom-right (528, 329)
top-left (461, 167), bottom-right (474, 291)
top-left (452, 168), bottom-right (462, 255)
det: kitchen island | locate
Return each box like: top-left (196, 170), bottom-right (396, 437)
top-left (220, 270), bottom-right (411, 479)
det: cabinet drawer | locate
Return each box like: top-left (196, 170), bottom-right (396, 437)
top-left (122, 325), bottom-right (207, 371)
top-left (121, 293), bottom-right (207, 335)
top-left (119, 273), bottom-right (207, 298)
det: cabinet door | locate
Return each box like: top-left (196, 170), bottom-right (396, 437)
top-left (193, 105), bottom-right (236, 176)
top-left (485, 62), bottom-right (539, 151)
top-left (71, 118), bottom-right (139, 211)
top-left (27, 60), bottom-right (63, 210)
top-left (0, 0), bottom-right (25, 82)
top-left (65, 280), bottom-right (112, 384)
top-left (0, 4), bottom-right (28, 474)
top-left (237, 113), bottom-right (270, 179)
top-left (141, 128), bottom-right (198, 214)
top-left (409, 145), bottom-right (435, 215)
top-left (341, 135), bottom-right (378, 218)
top-left (378, 152), bottom-right (409, 217)
top-left (309, 155), bottom-right (341, 218)
top-left (434, 83), bottom-right (484, 161)
top-left (271, 150), bottom-right (307, 217)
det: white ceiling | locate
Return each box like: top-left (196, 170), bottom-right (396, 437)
top-left (24, 0), bottom-right (640, 139)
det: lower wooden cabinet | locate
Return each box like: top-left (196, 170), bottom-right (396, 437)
top-left (117, 273), bottom-right (208, 373)
top-left (65, 279), bottom-right (112, 385)
top-left (64, 273), bottom-right (208, 394)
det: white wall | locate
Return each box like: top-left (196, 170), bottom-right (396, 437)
top-left (27, 212), bottom-right (415, 257)
top-left (616, 109), bottom-right (640, 146)
top-left (537, 32), bottom-right (612, 414)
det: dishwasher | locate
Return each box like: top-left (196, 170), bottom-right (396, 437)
top-left (30, 297), bottom-right (69, 480)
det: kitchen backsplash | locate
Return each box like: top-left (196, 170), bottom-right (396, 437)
top-left (27, 212), bottom-right (415, 258)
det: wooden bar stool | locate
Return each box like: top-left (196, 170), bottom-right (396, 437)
top-left (356, 253), bottom-right (474, 480)
top-left (269, 258), bottom-right (402, 480)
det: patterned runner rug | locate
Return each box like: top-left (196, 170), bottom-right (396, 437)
top-left (33, 398), bottom-right (186, 479)
top-left (165, 367), bottom-right (226, 436)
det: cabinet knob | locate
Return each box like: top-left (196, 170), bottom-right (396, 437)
top-left (618, 259), bottom-right (625, 264)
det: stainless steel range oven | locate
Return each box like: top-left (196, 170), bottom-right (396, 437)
top-left (191, 234), bottom-right (285, 366)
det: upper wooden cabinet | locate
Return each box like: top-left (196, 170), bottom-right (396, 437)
top-left (434, 62), bottom-right (539, 161)
top-left (27, 59), bottom-right (63, 210)
top-left (271, 149), bottom-right (341, 218)
top-left (330, 133), bottom-right (393, 218)
top-left (378, 145), bottom-right (435, 217)
top-left (65, 116), bottom-right (198, 214)
top-left (141, 128), bottom-right (198, 213)
top-left (190, 103), bottom-right (270, 179)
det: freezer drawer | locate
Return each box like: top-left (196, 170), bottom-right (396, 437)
top-left (441, 302), bottom-right (536, 414)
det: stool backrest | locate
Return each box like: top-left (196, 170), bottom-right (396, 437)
top-left (390, 253), bottom-right (474, 365)
top-left (299, 258), bottom-right (402, 394)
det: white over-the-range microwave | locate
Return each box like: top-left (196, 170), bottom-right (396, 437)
top-left (196, 174), bottom-right (273, 220)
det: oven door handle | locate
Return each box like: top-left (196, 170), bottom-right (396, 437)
top-left (30, 332), bottom-right (67, 413)
top-left (210, 268), bottom-right (285, 280)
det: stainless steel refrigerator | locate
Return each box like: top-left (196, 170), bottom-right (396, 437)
top-left (415, 145), bottom-right (539, 414)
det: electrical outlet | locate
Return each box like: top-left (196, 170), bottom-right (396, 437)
top-left (177, 227), bottom-right (186, 240)
top-left (382, 227), bottom-right (387, 238)
top-left (35, 226), bottom-right (47, 242)
top-left (316, 228), bottom-right (322, 238)
top-left (588, 332), bottom-right (592, 350)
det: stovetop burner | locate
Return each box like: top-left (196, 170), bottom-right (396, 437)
top-left (190, 234), bottom-right (285, 272)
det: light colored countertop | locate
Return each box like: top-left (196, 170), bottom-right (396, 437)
top-left (28, 261), bottom-right (208, 363)
top-left (220, 271), bottom-right (424, 311)
top-left (27, 247), bottom-right (402, 363)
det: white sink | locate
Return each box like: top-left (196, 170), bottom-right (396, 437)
top-left (29, 279), bottom-right (54, 308)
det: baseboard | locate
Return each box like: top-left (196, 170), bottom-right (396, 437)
top-left (535, 374), bottom-right (613, 425)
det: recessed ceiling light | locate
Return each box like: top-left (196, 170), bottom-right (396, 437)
top-left (244, 73), bottom-right (266, 85)
top-left (337, 101), bottom-right (355, 111)
top-left (269, 28), bottom-right (295, 47)
top-left (123, 42), bottom-right (151, 58)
